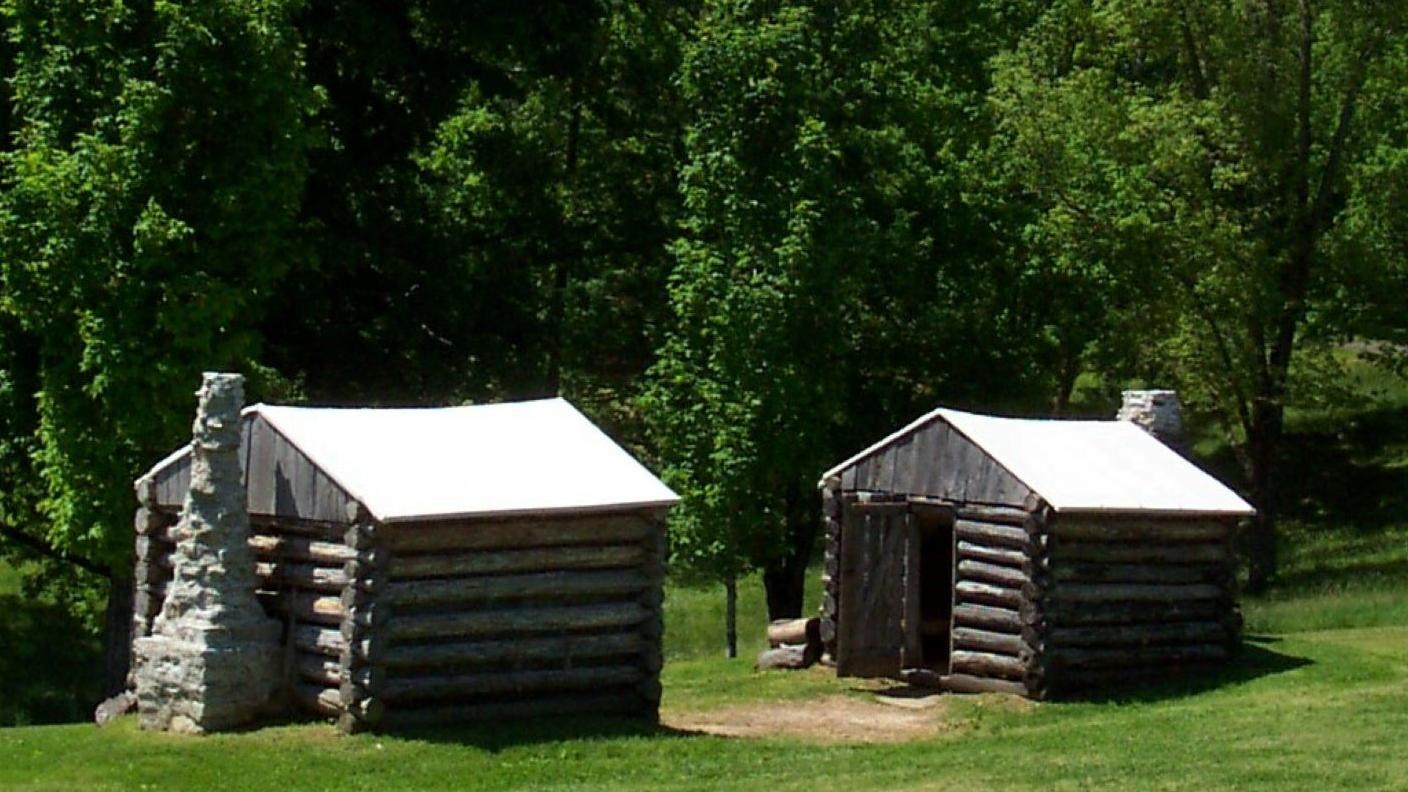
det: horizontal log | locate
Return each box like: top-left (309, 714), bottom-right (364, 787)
top-left (294, 625), bottom-right (346, 657)
top-left (257, 592), bottom-right (346, 625)
top-left (766, 617), bottom-right (819, 647)
top-left (133, 506), bottom-right (168, 536)
top-left (384, 569), bottom-right (648, 608)
top-left (849, 501), bottom-right (909, 515)
top-left (957, 541), bottom-right (1026, 568)
top-left (388, 602), bottom-right (648, 642)
top-left (381, 515), bottom-right (656, 554)
top-left (384, 631), bottom-right (644, 670)
top-left (939, 673), bottom-right (1028, 696)
top-left (1049, 519), bottom-right (1233, 543)
top-left (1023, 599), bottom-right (1225, 627)
top-left (134, 561), bottom-right (170, 586)
top-left (953, 603), bottom-right (1022, 633)
top-left (383, 665), bottom-right (643, 703)
top-left (955, 520), bottom-right (1029, 550)
top-left (955, 580), bottom-right (1022, 609)
top-left (380, 691), bottom-right (644, 728)
top-left (958, 559), bottom-right (1029, 588)
top-left (293, 683), bottom-right (342, 718)
top-left (297, 655), bottom-right (343, 687)
top-left (295, 656), bottom-right (384, 690)
top-left (1048, 582), bottom-right (1227, 604)
top-left (256, 562), bottom-right (348, 592)
top-left (133, 535), bottom-right (173, 562)
top-left (1043, 643), bottom-right (1229, 669)
top-left (252, 518), bottom-right (344, 540)
top-left (1050, 541), bottom-right (1229, 565)
top-left (1052, 563), bottom-right (1230, 586)
top-left (953, 626), bottom-right (1024, 656)
top-left (951, 650), bottom-right (1025, 680)
top-left (295, 625), bottom-right (382, 663)
top-left (343, 522), bottom-right (376, 551)
top-left (756, 643), bottom-right (819, 670)
top-left (952, 504), bottom-right (1032, 525)
top-left (1040, 621), bottom-right (1233, 648)
top-left (133, 589), bottom-right (164, 618)
top-left (390, 544), bottom-right (644, 581)
top-left (248, 534), bottom-right (355, 565)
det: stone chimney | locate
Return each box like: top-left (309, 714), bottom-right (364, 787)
top-left (133, 373), bottom-right (279, 733)
top-left (1117, 389), bottom-right (1185, 447)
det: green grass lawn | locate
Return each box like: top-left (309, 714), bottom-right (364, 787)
top-left (0, 622), bottom-right (1404, 790)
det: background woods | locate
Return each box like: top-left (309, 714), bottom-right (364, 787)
top-left (0, 0), bottom-right (1405, 720)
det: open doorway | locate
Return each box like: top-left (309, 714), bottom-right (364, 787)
top-left (912, 504), bottom-right (955, 674)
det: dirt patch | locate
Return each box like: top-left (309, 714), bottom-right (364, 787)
top-left (664, 694), bottom-right (955, 744)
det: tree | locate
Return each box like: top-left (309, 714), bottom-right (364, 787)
top-left (987, 0), bottom-right (1408, 589)
top-left (646, 0), bottom-right (1045, 648)
top-left (0, 0), bottom-right (320, 692)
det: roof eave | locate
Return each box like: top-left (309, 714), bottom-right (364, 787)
top-left (376, 497), bottom-right (682, 525)
top-left (1049, 505), bottom-right (1257, 519)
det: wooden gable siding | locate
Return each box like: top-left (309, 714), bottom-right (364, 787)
top-left (839, 417), bottom-right (1034, 507)
top-left (150, 414), bottom-right (357, 524)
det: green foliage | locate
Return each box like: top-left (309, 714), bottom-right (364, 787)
top-left (645, 0), bottom-right (1048, 588)
top-left (987, 0), bottom-right (1408, 440)
top-left (0, 0), bottom-right (321, 567)
top-left (984, 0), bottom-right (1408, 585)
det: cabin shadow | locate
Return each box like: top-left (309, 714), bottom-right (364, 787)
top-left (1044, 638), bottom-right (1311, 704)
top-left (860, 638), bottom-right (1310, 707)
top-left (372, 715), bottom-right (701, 750)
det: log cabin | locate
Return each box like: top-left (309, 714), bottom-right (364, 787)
top-left (133, 397), bottom-right (677, 732)
top-left (817, 407), bottom-right (1254, 698)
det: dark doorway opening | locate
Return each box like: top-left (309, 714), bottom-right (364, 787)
top-left (913, 505), bottom-right (955, 673)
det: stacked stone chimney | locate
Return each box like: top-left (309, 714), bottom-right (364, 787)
top-left (133, 373), bottom-right (279, 733)
top-left (1117, 389), bottom-right (1185, 447)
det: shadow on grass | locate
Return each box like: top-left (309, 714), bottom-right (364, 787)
top-left (0, 593), bottom-right (103, 726)
top-left (1277, 406), bottom-right (1408, 532)
top-left (859, 641), bottom-right (1311, 707)
top-left (1048, 640), bottom-right (1312, 704)
top-left (383, 715), bottom-right (703, 750)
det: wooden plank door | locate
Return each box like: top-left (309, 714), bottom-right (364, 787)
top-left (836, 502), bottom-right (917, 678)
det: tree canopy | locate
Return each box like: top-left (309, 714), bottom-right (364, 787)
top-left (0, 0), bottom-right (1403, 679)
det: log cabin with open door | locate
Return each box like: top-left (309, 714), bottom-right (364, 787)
top-left (817, 407), bottom-right (1255, 698)
top-left (133, 398), bottom-right (678, 732)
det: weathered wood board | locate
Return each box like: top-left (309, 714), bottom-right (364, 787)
top-left (835, 505), bottom-right (913, 678)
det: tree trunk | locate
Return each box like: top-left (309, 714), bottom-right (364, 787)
top-left (102, 574), bottom-right (134, 696)
top-left (1246, 399), bottom-right (1283, 593)
top-left (761, 484), bottom-right (817, 620)
top-left (724, 574), bottom-right (737, 659)
top-left (1050, 336), bottom-right (1081, 416)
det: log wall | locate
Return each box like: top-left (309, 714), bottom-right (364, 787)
top-left (131, 502), bottom-right (667, 730)
top-left (131, 498), bottom-right (180, 642)
top-left (371, 511), bottom-right (665, 729)
top-left (1021, 513), bottom-right (1240, 698)
top-left (818, 479), bottom-right (842, 663)
top-left (942, 504), bottom-right (1041, 696)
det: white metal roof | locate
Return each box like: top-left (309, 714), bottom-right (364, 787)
top-left (823, 407), bottom-right (1255, 516)
top-left (146, 398), bottom-right (679, 523)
